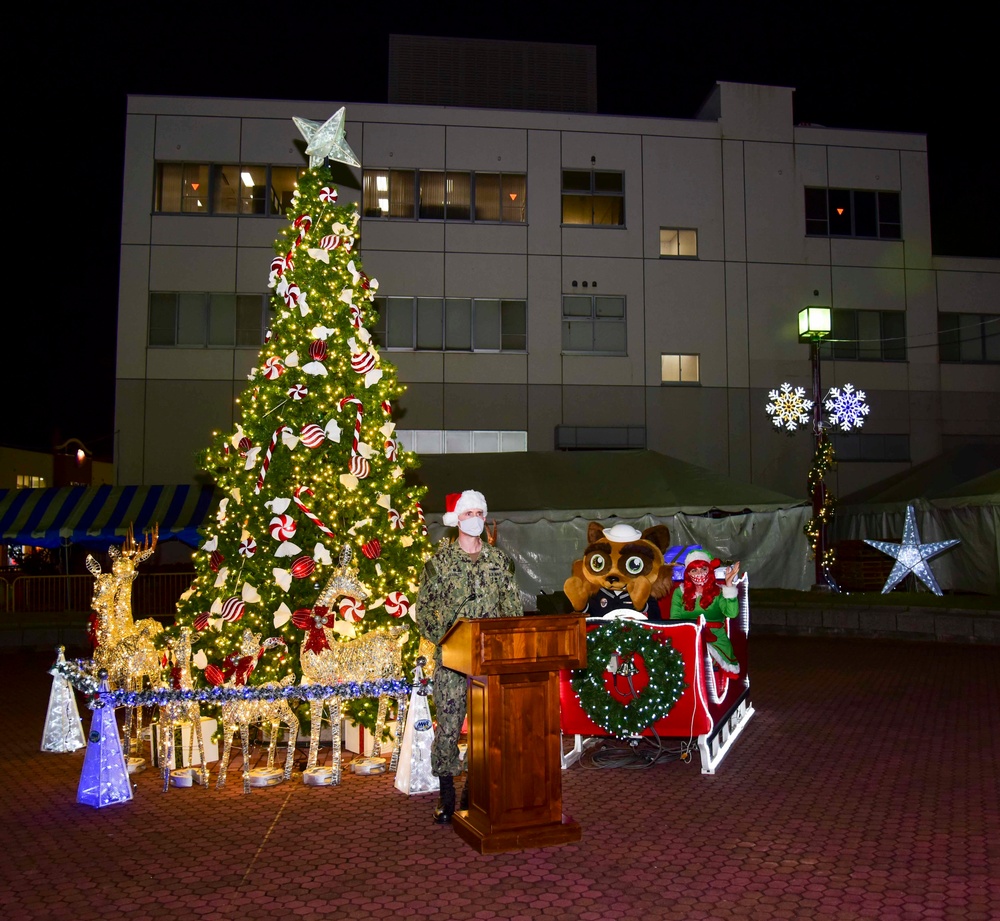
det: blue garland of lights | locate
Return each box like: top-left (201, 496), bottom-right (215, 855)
top-left (51, 659), bottom-right (413, 710)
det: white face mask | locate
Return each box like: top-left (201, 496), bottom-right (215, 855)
top-left (458, 516), bottom-right (486, 537)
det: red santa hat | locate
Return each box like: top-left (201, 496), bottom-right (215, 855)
top-left (442, 489), bottom-right (488, 527)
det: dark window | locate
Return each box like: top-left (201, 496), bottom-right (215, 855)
top-left (938, 313), bottom-right (1000, 363)
top-left (819, 309), bottom-right (906, 361)
top-left (831, 433), bottom-right (910, 462)
top-left (805, 188), bottom-right (902, 240)
top-left (562, 295), bottom-right (626, 353)
top-left (371, 296), bottom-right (527, 352)
top-left (148, 293), bottom-right (269, 347)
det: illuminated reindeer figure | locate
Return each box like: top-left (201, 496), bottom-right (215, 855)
top-left (213, 630), bottom-right (300, 794)
top-left (86, 524), bottom-right (164, 764)
top-left (293, 608), bottom-right (412, 784)
top-left (157, 627), bottom-right (209, 791)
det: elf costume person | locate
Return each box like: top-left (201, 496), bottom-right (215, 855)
top-left (668, 550), bottom-right (741, 675)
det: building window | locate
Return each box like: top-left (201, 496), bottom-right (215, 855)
top-left (16, 475), bottom-right (46, 488)
top-left (562, 295), bottom-right (626, 354)
top-left (362, 170), bottom-right (526, 222)
top-left (396, 430), bottom-right (527, 454)
top-left (371, 297), bottom-right (527, 351)
top-left (659, 228), bottom-right (698, 257)
top-left (154, 164), bottom-right (304, 216)
top-left (818, 309), bottom-right (906, 361)
top-left (660, 353), bottom-right (700, 384)
top-left (149, 293), bottom-right (270, 347)
top-left (831, 433), bottom-right (910, 462)
top-left (561, 170), bottom-right (624, 226)
top-left (938, 313), bottom-right (1000, 363)
top-left (805, 188), bottom-right (901, 239)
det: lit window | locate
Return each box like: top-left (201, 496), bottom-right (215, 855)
top-left (15, 475), bottom-right (46, 488)
top-left (561, 170), bottom-right (624, 226)
top-left (371, 297), bottom-right (527, 352)
top-left (660, 354), bottom-right (700, 384)
top-left (818, 309), bottom-right (906, 361)
top-left (659, 228), bottom-right (698, 257)
top-left (805, 188), bottom-right (901, 239)
top-left (362, 170), bottom-right (526, 222)
top-left (562, 295), bottom-right (626, 353)
top-left (938, 313), bottom-right (1000, 363)
top-left (154, 164), bottom-right (305, 216)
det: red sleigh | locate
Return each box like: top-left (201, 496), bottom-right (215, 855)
top-left (559, 574), bottom-right (754, 773)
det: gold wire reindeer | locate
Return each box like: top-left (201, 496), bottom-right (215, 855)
top-left (157, 627), bottom-right (209, 791)
top-left (86, 524), bottom-right (163, 765)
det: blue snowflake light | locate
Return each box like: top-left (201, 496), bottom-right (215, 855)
top-left (824, 383), bottom-right (870, 431)
top-left (765, 382), bottom-right (814, 432)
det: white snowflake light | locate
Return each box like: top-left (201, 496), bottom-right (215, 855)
top-left (765, 382), bottom-right (814, 432)
top-left (824, 383), bottom-right (870, 431)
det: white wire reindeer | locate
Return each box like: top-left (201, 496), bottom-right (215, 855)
top-left (213, 631), bottom-right (300, 794)
top-left (157, 627), bottom-right (209, 791)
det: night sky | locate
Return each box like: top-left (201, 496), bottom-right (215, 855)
top-left (12, 3), bottom-right (993, 458)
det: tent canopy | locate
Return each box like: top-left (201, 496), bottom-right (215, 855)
top-left (409, 449), bottom-right (804, 522)
top-left (0, 485), bottom-right (221, 548)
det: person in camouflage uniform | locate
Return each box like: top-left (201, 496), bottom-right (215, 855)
top-left (415, 489), bottom-right (522, 824)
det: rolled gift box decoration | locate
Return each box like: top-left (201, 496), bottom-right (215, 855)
top-left (384, 592), bottom-right (410, 618)
top-left (290, 556), bottom-right (316, 579)
top-left (221, 596), bottom-right (245, 623)
top-left (339, 597), bottom-right (366, 622)
top-left (269, 515), bottom-right (297, 540)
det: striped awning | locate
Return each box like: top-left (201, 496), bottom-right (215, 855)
top-left (0, 485), bottom-right (221, 548)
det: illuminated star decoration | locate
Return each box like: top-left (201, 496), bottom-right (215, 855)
top-left (824, 383), bottom-right (870, 431)
top-left (765, 382), bottom-right (814, 432)
top-left (293, 109), bottom-right (361, 169)
top-left (864, 505), bottom-right (960, 595)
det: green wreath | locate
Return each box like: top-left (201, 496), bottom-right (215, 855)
top-left (570, 621), bottom-right (687, 738)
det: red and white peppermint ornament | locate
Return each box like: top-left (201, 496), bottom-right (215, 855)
top-left (308, 339), bottom-right (327, 361)
top-left (221, 596), bottom-right (245, 623)
top-left (384, 439), bottom-right (398, 461)
top-left (269, 515), bottom-right (297, 541)
top-left (349, 456), bottom-right (370, 479)
top-left (238, 436), bottom-right (252, 456)
top-left (239, 538), bottom-right (257, 558)
top-left (290, 556), bottom-right (316, 579)
top-left (361, 539), bottom-right (382, 560)
top-left (209, 550), bottom-right (225, 573)
top-left (300, 424), bottom-right (325, 448)
top-left (319, 187), bottom-right (337, 203)
top-left (351, 349), bottom-right (376, 374)
top-left (282, 283), bottom-right (304, 312)
top-left (388, 508), bottom-right (403, 529)
top-left (288, 384), bottom-right (308, 401)
top-left (270, 255), bottom-right (286, 279)
top-left (263, 357), bottom-right (285, 380)
top-left (349, 304), bottom-right (362, 329)
top-left (339, 597), bottom-right (365, 622)
top-left (384, 592), bottom-right (410, 618)
top-left (193, 612), bottom-right (211, 631)
top-left (318, 234), bottom-right (340, 250)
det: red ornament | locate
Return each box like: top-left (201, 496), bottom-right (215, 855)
top-left (291, 556), bottom-right (316, 579)
top-left (204, 664), bottom-right (225, 686)
top-left (361, 539), bottom-right (382, 560)
top-left (309, 339), bottom-right (327, 361)
top-left (221, 596), bottom-right (245, 623)
top-left (238, 436), bottom-right (252, 456)
top-left (300, 424), bottom-right (325, 448)
top-left (193, 612), bottom-right (211, 631)
top-left (209, 550), bottom-right (225, 573)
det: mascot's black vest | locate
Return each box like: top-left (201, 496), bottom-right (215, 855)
top-left (584, 589), bottom-right (664, 622)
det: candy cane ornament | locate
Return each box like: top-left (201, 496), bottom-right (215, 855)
top-left (255, 426), bottom-right (292, 494)
top-left (293, 485), bottom-right (336, 537)
top-left (338, 396), bottom-right (370, 478)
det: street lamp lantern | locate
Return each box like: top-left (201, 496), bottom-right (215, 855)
top-left (798, 305), bottom-right (832, 342)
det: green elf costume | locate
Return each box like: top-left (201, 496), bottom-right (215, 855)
top-left (669, 550), bottom-right (741, 675)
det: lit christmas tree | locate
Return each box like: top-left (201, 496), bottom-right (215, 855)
top-left (174, 110), bottom-right (430, 733)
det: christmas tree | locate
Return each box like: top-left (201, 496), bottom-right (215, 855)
top-left (174, 109), bottom-right (430, 732)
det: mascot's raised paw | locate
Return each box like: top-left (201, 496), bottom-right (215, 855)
top-left (564, 521), bottom-right (672, 621)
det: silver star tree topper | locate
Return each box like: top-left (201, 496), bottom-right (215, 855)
top-left (293, 108), bottom-right (360, 169)
top-left (864, 505), bottom-right (960, 595)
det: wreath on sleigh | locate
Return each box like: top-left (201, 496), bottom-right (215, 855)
top-left (570, 620), bottom-right (687, 738)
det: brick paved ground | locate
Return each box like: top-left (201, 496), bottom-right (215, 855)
top-left (2, 636), bottom-right (997, 921)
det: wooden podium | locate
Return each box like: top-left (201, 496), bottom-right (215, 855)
top-left (440, 613), bottom-right (587, 854)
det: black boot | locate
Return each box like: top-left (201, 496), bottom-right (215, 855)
top-left (434, 775), bottom-right (455, 824)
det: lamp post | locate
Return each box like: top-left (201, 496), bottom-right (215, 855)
top-left (798, 306), bottom-right (832, 589)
